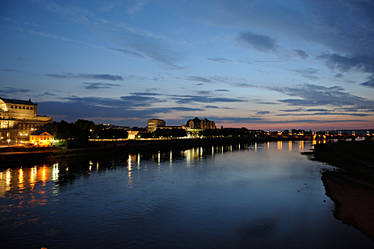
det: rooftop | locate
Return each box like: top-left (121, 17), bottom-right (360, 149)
top-left (0, 97), bottom-right (36, 105)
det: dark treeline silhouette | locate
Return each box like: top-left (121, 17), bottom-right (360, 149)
top-left (35, 119), bottom-right (128, 147)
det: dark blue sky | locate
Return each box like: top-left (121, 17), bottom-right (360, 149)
top-left (1, 0), bottom-right (373, 129)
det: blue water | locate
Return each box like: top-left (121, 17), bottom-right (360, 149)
top-left (0, 141), bottom-right (373, 248)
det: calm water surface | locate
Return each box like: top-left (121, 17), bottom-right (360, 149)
top-left (1, 141), bottom-right (373, 249)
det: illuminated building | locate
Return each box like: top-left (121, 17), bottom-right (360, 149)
top-left (29, 131), bottom-right (54, 147)
top-left (147, 119), bottom-right (166, 132)
top-left (0, 97), bottom-right (52, 144)
top-left (186, 117), bottom-right (216, 129)
top-left (127, 130), bottom-right (139, 139)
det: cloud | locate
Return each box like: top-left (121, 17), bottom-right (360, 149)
top-left (83, 82), bottom-right (122, 90)
top-left (0, 68), bottom-right (20, 72)
top-left (360, 76), bottom-right (374, 88)
top-left (305, 108), bottom-right (327, 112)
top-left (46, 73), bottom-right (124, 81)
top-left (120, 33), bottom-right (183, 69)
top-left (280, 108), bottom-right (303, 112)
top-left (335, 73), bottom-right (343, 78)
top-left (41, 91), bottom-right (57, 96)
top-left (0, 86), bottom-right (31, 95)
top-left (208, 57), bottom-right (232, 63)
top-left (292, 68), bottom-right (319, 80)
top-left (127, 0), bottom-right (147, 14)
top-left (272, 84), bottom-right (374, 111)
top-left (172, 95), bottom-right (247, 104)
top-left (215, 89), bottom-right (230, 92)
top-left (277, 112), bottom-right (368, 117)
top-left (318, 54), bottom-right (374, 73)
top-left (109, 48), bottom-right (145, 58)
top-left (237, 31), bottom-right (277, 52)
top-left (130, 92), bottom-right (162, 96)
top-left (256, 111), bottom-right (270, 115)
top-left (204, 105), bottom-right (220, 109)
top-left (294, 49), bottom-right (308, 59)
top-left (38, 95), bottom-right (203, 126)
top-left (186, 76), bottom-right (213, 83)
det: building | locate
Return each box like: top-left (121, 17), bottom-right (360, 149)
top-left (29, 132), bottom-right (54, 147)
top-left (157, 125), bottom-right (186, 130)
top-left (0, 97), bottom-right (52, 144)
top-left (147, 119), bottom-right (166, 132)
top-left (127, 130), bottom-right (139, 139)
top-left (186, 117), bottom-right (216, 130)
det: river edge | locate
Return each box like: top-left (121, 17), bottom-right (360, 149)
top-left (304, 141), bottom-right (374, 240)
top-left (0, 137), bottom-right (287, 167)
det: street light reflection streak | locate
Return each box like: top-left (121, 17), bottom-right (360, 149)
top-left (127, 155), bottom-right (132, 186)
top-left (18, 168), bottom-right (24, 190)
top-left (6, 169), bottom-right (11, 192)
top-left (52, 163), bottom-right (59, 181)
top-left (137, 153), bottom-right (141, 169)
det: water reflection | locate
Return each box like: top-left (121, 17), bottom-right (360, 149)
top-left (1, 140), bottom-right (373, 249)
top-left (0, 140), bottom-right (311, 197)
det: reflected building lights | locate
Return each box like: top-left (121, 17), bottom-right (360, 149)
top-left (127, 154), bottom-right (133, 185)
top-left (41, 166), bottom-right (48, 184)
top-left (137, 153), bottom-right (141, 169)
top-left (289, 141), bottom-right (292, 152)
top-left (51, 163), bottom-right (59, 181)
top-left (30, 167), bottom-right (37, 189)
top-left (6, 169), bottom-right (11, 192)
top-left (169, 150), bottom-right (173, 166)
top-left (211, 146), bottom-right (214, 157)
top-left (277, 141), bottom-right (283, 151)
top-left (298, 140), bottom-right (305, 152)
top-left (157, 151), bottom-right (161, 166)
top-left (18, 168), bottom-right (24, 190)
top-left (267, 142), bottom-right (270, 150)
top-left (254, 143), bottom-right (257, 152)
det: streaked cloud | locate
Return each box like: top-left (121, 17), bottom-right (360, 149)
top-left (237, 31), bottom-right (277, 52)
top-left (46, 73), bottom-right (124, 81)
top-left (83, 82), bottom-right (122, 90)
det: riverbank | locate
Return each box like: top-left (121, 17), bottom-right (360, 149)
top-left (0, 137), bottom-right (265, 166)
top-left (307, 141), bottom-right (374, 239)
top-left (311, 140), bottom-right (374, 172)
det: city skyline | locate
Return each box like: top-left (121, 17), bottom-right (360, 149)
top-left (1, 0), bottom-right (374, 130)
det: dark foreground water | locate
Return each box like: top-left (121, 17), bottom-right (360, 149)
top-left (1, 141), bottom-right (373, 249)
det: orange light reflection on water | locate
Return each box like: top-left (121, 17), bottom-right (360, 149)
top-left (18, 168), bottom-right (24, 190)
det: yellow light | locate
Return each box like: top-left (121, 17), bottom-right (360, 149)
top-left (52, 163), bottom-right (59, 181)
top-left (18, 168), bottom-right (24, 190)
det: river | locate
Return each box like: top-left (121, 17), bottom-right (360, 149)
top-left (1, 141), bottom-right (373, 249)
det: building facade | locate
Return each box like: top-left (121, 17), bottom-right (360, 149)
top-left (186, 117), bottom-right (216, 129)
top-left (0, 97), bottom-right (52, 144)
top-left (147, 119), bottom-right (166, 132)
top-left (29, 132), bottom-right (54, 147)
